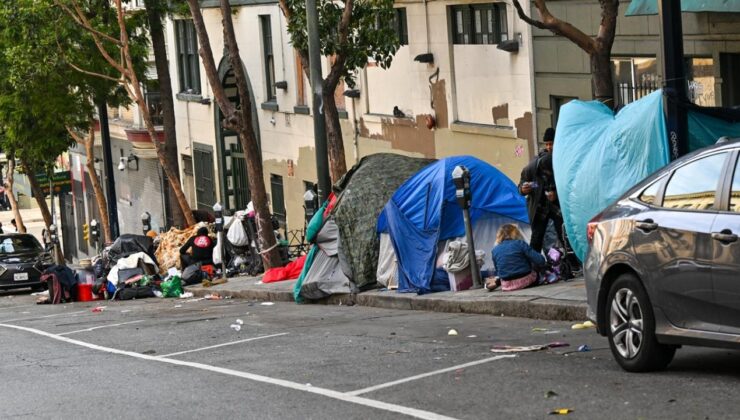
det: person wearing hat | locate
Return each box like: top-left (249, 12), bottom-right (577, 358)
top-left (518, 127), bottom-right (563, 252)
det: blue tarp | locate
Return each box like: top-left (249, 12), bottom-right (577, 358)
top-left (554, 89), bottom-right (740, 262)
top-left (553, 90), bottom-right (670, 262)
top-left (377, 156), bottom-right (528, 294)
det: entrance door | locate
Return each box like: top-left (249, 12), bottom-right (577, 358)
top-left (59, 193), bottom-right (77, 263)
top-left (721, 53), bottom-right (740, 107)
top-left (73, 180), bottom-right (88, 255)
top-left (193, 143), bottom-right (216, 211)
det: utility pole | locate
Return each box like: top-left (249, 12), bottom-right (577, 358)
top-left (305, 0), bottom-right (331, 203)
top-left (98, 101), bottom-right (120, 240)
top-left (659, 0), bottom-right (689, 160)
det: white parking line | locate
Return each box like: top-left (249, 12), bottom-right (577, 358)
top-left (0, 323), bottom-right (456, 420)
top-left (58, 320), bottom-right (145, 336)
top-left (0, 310), bottom-right (88, 324)
top-left (158, 333), bottom-right (289, 358)
top-left (347, 355), bottom-right (517, 396)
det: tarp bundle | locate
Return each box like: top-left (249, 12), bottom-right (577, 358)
top-left (377, 156), bottom-right (529, 294)
top-left (553, 89), bottom-right (740, 262)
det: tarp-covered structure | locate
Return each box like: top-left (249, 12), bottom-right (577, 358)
top-left (554, 89), bottom-right (740, 262)
top-left (377, 156), bottom-right (529, 294)
top-left (295, 153), bottom-right (434, 301)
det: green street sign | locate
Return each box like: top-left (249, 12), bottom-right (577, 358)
top-left (33, 171), bottom-right (71, 197)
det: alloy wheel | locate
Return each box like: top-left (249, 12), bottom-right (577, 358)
top-left (609, 288), bottom-right (644, 359)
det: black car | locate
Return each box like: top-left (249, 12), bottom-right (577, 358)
top-left (0, 234), bottom-right (54, 291)
top-left (585, 139), bottom-right (740, 372)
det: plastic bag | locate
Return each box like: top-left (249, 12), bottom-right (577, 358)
top-left (227, 220), bottom-right (249, 246)
top-left (160, 276), bottom-right (183, 298)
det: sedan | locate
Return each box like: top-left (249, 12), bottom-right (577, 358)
top-left (0, 234), bottom-right (54, 291)
top-left (585, 138), bottom-right (740, 372)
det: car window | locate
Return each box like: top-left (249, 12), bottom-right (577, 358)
top-left (0, 235), bottom-right (43, 254)
top-left (638, 180), bottom-right (661, 205)
top-left (663, 152), bottom-right (728, 211)
top-left (730, 157), bottom-right (740, 212)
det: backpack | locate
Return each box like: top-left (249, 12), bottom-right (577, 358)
top-left (181, 264), bottom-right (205, 286)
top-left (117, 285), bottom-right (156, 300)
top-left (41, 272), bottom-right (74, 304)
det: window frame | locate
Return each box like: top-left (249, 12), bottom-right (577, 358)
top-left (449, 3), bottom-right (507, 46)
top-left (659, 151), bottom-right (732, 214)
top-left (174, 19), bottom-right (201, 95)
top-left (260, 15), bottom-right (277, 102)
top-left (394, 8), bottom-right (409, 45)
top-left (717, 149), bottom-right (740, 213)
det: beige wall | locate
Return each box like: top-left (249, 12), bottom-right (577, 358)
top-left (167, 1), bottom-right (537, 234)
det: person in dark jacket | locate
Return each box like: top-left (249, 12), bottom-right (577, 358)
top-left (179, 227), bottom-right (216, 267)
top-left (518, 127), bottom-right (564, 252)
top-left (489, 224), bottom-right (545, 291)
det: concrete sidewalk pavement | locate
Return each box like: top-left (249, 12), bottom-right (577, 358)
top-left (187, 275), bottom-right (588, 321)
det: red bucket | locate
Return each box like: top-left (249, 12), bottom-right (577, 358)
top-left (77, 283), bottom-right (95, 302)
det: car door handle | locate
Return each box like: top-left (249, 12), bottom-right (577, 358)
top-left (636, 219), bottom-right (658, 232)
top-left (712, 231), bottom-right (738, 244)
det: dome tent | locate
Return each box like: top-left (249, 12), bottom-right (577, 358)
top-left (377, 156), bottom-right (529, 294)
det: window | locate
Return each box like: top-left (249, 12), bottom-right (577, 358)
top-left (687, 57), bottom-right (715, 107)
top-left (663, 153), bottom-right (728, 211)
top-left (730, 157), bottom-right (740, 213)
top-left (174, 20), bottom-right (200, 94)
top-left (550, 96), bottom-right (577, 129)
top-left (394, 8), bottom-right (408, 45)
top-left (639, 180), bottom-right (662, 206)
top-left (295, 50), bottom-right (307, 107)
top-left (0, 235), bottom-right (42, 254)
top-left (260, 15), bottom-right (276, 102)
top-left (611, 57), bottom-right (658, 108)
top-left (271, 174), bottom-right (286, 226)
top-left (450, 3), bottom-right (507, 45)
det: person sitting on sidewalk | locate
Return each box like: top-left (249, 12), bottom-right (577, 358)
top-left (488, 224), bottom-right (545, 292)
top-left (179, 227), bottom-right (216, 268)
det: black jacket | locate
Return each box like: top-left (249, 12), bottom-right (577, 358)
top-left (518, 155), bottom-right (545, 223)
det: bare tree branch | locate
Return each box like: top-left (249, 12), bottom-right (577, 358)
top-left (55, 1), bottom-right (122, 45)
top-left (514, 0), bottom-right (598, 55)
top-left (67, 60), bottom-right (123, 83)
top-left (511, 0), bottom-right (547, 30)
top-left (596, 0), bottom-right (619, 51)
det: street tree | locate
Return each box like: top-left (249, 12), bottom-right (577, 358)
top-left (511, 0), bottom-right (618, 106)
top-left (278, 0), bottom-right (400, 181)
top-left (184, 0), bottom-right (282, 268)
top-left (57, 0), bottom-right (198, 227)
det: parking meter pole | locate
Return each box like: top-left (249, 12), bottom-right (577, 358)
top-left (453, 165), bottom-right (482, 290)
top-left (214, 203), bottom-right (225, 281)
top-left (462, 207), bottom-right (482, 289)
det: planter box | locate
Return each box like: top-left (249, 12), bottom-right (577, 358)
top-left (124, 127), bottom-right (165, 144)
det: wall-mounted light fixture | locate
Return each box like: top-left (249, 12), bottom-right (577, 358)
top-left (497, 39), bottom-right (520, 53)
top-left (414, 53), bottom-right (434, 64)
top-left (274, 81), bottom-right (288, 90)
top-left (118, 152), bottom-right (139, 171)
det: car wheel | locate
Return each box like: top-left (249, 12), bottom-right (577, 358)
top-left (606, 273), bottom-right (676, 372)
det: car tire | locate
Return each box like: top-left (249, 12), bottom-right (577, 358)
top-left (606, 273), bottom-right (676, 372)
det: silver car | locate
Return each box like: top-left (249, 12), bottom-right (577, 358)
top-left (585, 139), bottom-right (740, 372)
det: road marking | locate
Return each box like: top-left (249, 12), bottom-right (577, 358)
top-left (0, 323), bottom-right (457, 420)
top-left (0, 310), bottom-right (88, 324)
top-left (58, 320), bottom-right (145, 336)
top-left (347, 355), bottom-right (517, 396)
top-left (158, 333), bottom-right (289, 357)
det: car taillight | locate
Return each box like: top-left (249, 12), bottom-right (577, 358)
top-left (587, 211), bottom-right (606, 243)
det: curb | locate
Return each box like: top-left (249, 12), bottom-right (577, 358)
top-left (188, 286), bottom-right (587, 321)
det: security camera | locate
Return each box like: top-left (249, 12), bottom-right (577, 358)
top-left (118, 157), bottom-right (127, 171)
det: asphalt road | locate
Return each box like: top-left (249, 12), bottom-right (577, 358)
top-left (1, 289), bottom-right (739, 419)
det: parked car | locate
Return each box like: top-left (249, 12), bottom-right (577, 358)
top-left (585, 138), bottom-right (740, 372)
top-left (0, 234), bottom-right (54, 291)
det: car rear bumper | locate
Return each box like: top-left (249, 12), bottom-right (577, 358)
top-left (0, 265), bottom-right (44, 289)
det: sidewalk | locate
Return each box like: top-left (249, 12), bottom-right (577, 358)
top-left (187, 275), bottom-right (588, 321)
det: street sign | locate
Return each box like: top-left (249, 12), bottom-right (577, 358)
top-left (33, 171), bottom-right (72, 197)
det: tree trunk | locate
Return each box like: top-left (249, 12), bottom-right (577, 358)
top-left (83, 135), bottom-right (112, 244)
top-left (322, 86), bottom-right (347, 183)
top-left (591, 50), bottom-right (615, 107)
top-left (24, 162), bottom-right (65, 263)
top-left (146, 0), bottom-right (185, 229)
top-left (4, 157), bottom-right (26, 234)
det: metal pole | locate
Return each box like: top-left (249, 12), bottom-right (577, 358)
top-left (461, 207), bottom-right (482, 289)
top-left (659, 0), bottom-right (689, 159)
top-left (305, 0), bottom-right (331, 203)
top-left (98, 101), bottom-right (120, 240)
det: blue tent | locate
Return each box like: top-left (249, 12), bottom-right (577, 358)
top-left (377, 156), bottom-right (528, 293)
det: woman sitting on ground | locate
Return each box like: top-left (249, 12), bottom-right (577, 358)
top-left (489, 224), bottom-right (545, 292)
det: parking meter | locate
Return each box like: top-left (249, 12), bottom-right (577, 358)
top-left (451, 165), bottom-right (481, 289)
top-left (304, 189), bottom-right (318, 221)
top-left (213, 203), bottom-right (224, 233)
top-left (141, 212), bottom-right (151, 235)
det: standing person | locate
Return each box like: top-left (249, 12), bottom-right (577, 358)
top-left (489, 224), bottom-right (545, 291)
top-left (518, 128), bottom-right (564, 252)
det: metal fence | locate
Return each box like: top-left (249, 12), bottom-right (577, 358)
top-left (615, 81), bottom-right (659, 107)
